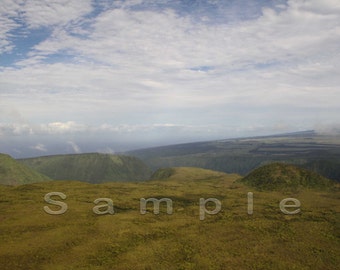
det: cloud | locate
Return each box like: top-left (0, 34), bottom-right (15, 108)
top-left (67, 140), bottom-right (81, 154)
top-left (0, 0), bottom-right (339, 158)
top-left (3, 0), bottom-right (340, 67)
top-left (0, 123), bottom-right (33, 136)
top-left (30, 143), bottom-right (47, 152)
top-left (0, 0), bottom-right (22, 54)
top-left (0, 120), bottom-right (323, 147)
top-left (42, 121), bottom-right (88, 134)
top-left (0, 0), bottom-right (92, 55)
top-left (22, 0), bottom-right (92, 29)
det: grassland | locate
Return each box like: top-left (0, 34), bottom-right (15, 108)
top-left (0, 167), bottom-right (339, 269)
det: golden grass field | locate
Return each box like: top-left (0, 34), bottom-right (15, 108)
top-left (0, 167), bottom-right (339, 269)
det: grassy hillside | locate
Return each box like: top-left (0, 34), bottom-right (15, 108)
top-left (0, 153), bottom-right (50, 185)
top-left (19, 153), bottom-right (151, 183)
top-left (0, 167), bottom-right (339, 269)
top-left (127, 132), bottom-right (340, 181)
top-left (240, 163), bottom-right (336, 191)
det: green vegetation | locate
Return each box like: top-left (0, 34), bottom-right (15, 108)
top-left (1, 133), bottom-right (340, 268)
top-left (19, 153), bottom-right (151, 183)
top-left (303, 159), bottom-right (340, 182)
top-left (0, 153), bottom-right (50, 185)
top-left (150, 167), bottom-right (229, 181)
top-left (128, 131), bottom-right (340, 182)
top-left (0, 166), bottom-right (339, 269)
top-left (240, 163), bottom-right (336, 191)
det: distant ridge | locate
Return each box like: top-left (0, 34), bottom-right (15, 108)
top-left (240, 162), bottom-right (335, 191)
top-left (0, 153), bottom-right (50, 185)
top-left (240, 130), bottom-right (316, 139)
top-left (127, 130), bottom-right (340, 181)
top-left (216, 130), bottom-right (317, 142)
top-left (19, 153), bottom-right (151, 183)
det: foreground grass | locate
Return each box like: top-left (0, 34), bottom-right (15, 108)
top-left (0, 168), bottom-right (339, 269)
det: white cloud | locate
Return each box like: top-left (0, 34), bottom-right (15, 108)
top-left (0, 0), bottom-right (22, 54)
top-left (21, 0), bottom-right (93, 29)
top-left (0, 121), bottom-right (228, 138)
top-left (67, 140), bottom-right (81, 154)
top-left (291, 0), bottom-right (340, 15)
top-left (0, 0), bottom-right (339, 158)
top-left (30, 143), bottom-right (47, 152)
top-left (0, 0), bottom-right (93, 54)
top-left (0, 123), bottom-right (33, 136)
top-left (42, 121), bottom-right (89, 134)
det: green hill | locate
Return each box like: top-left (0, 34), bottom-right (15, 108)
top-left (19, 153), bottom-right (151, 183)
top-left (0, 153), bottom-right (50, 185)
top-left (240, 162), bottom-right (335, 191)
top-left (0, 167), bottom-right (339, 269)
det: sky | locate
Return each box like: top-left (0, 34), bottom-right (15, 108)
top-left (0, 0), bottom-right (340, 158)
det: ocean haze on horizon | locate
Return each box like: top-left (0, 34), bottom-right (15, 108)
top-left (1, 0), bottom-right (340, 158)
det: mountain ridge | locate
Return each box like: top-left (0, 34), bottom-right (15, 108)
top-left (0, 153), bottom-right (51, 185)
top-left (18, 153), bottom-right (151, 183)
top-left (127, 131), bottom-right (340, 182)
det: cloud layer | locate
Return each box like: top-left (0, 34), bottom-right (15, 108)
top-left (1, 0), bottom-right (339, 157)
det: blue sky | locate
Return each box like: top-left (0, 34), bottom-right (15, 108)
top-left (1, 0), bottom-right (340, 158)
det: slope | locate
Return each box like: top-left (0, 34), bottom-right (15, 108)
top-left (150, 166), bottom-right (236, 182)
top-left (0, 153), bottom-right (50, 185)
top-left (19, 153), bottom-right (151, 183)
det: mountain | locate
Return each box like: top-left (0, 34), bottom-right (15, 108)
top-left (127, 131), bottom-right (340, 181)
top-left (18, 153), bottom-right (151, 183)
top-left (240, 162), bottom-right (335, 191)
top-left (0, 153), bottom-right (50, 185)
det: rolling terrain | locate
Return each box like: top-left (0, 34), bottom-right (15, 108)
top-left (6, 131), bottom-right (340, 185)
top-left (0, 153), bottom-right (50, 185)
top-left (1, 132), bottom-right (339, 268)
top-left (0, 166), bottom-right (339, 269)
top-left (19, 153), bottom-right (151, 183)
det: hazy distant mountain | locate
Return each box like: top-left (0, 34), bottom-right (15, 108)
top-left (19, 153), bottom-right (151, 183)
top-left (127, 131), bottom-right (340, 182)
top-left (240, 163), bottom-right (335, 191)
top-left (0, 153), bottom-right (50, 185)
